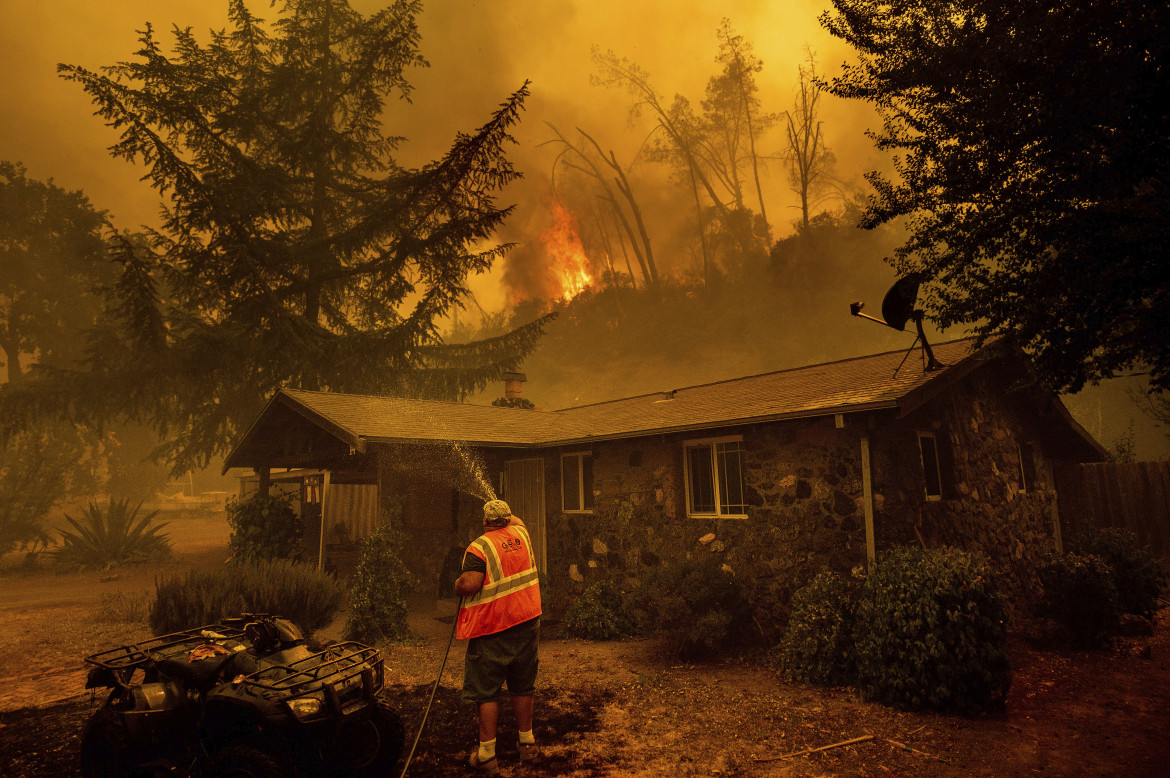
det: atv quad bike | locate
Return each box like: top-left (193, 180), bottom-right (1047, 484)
top-left (80, 613), bottom-right (403, 777)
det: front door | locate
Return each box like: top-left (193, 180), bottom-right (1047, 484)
top-left (504, 458), bottom-right (546, 573)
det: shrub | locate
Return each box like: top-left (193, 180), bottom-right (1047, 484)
top-left (630, 557), bottom-right (751, 659)
top-left (226, 493), bottom-right (302, 562)
top-left (1036, 551), bottom-right (1120, 648)
top-left (98, 591), bottom-right (151, 624)
top-left (563, 580), bottom-right (638, 640)
top-left (853, 546), bottom-right (1011, 713)
top-left (778, 571), bottom-right (860, 687)
top-left (53, 499), bottom-right (171, 572)
top-left (344, 523), bottom-right (416, 644)
top-left (1074, 527), bottom-right (1166, 619)
top-left (150, 558), bottom-right (344, 636)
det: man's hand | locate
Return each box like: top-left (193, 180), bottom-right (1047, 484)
top-left (455, 570), bottom-right (485, 598)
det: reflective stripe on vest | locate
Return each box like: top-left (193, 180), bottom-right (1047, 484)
top-left (457, 525), bottom-right (542, 639)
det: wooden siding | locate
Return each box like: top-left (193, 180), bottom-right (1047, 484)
top-left (1054, 461), bottom-right (1170, 560)
top-left (325, 483), bottom-right (379, 543)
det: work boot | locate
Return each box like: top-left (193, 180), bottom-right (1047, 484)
top-left (518, 740), bottom-right (539, 761)
top-left (468, 748), bottom-right (500, 775)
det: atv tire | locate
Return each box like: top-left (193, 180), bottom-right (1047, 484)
top-left (80, 708), bottom-right (132, 778)
top-left (205, 742), bottom-right (286, 778)
top-left (367, 697), bottom-right (406, 776)
top-left (332, 698), bottom-right (405, 777)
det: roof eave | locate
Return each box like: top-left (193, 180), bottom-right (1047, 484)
top-left (222, 389), bottom-right (365, 473)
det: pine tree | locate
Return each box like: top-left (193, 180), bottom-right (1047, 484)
top-left (8, 0), bottom-right (551, 473)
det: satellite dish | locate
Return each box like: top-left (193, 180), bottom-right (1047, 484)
top-left (849, 274), bottom-right (942, 373)
top-left (880, 274), bottom-right (921, 332)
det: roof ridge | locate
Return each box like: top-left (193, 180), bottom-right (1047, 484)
top-left (554, 335), bottom-right (980, 411)
top-left (280, 387), bottom-right (560, 415)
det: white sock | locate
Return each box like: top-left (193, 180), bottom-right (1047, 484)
top-left (477, 738), bottom-right (496, 761)
top-left (519, 729), bottom-right (535, 745)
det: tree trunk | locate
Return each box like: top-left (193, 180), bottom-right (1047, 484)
top-left (2, 337), bottom-right (21, 383)
top-left (688, 166), bottom-right (712, 286)
top-left (736, 53), bottom-right (769, 231)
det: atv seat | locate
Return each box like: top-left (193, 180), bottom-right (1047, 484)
top-left (155, 651), bottom-right (257, 694)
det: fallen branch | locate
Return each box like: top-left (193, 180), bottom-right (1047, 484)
top-left (754, 735), bottom-right (874, 763)
top-left (886, 738), bottom-right (949, 764)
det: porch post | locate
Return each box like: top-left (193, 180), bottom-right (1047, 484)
top-left (257, 465), bottom-right (271, 499)
top-left (317, 470), bottom-right (330, 571)
top-left (860, 436), bottom-right (876, 570)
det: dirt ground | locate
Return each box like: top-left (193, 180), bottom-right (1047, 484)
top-left (2, 512), bottom-right (1169, 776)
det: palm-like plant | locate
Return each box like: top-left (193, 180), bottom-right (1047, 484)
top-left (53, 498), bottom-right (171, 572)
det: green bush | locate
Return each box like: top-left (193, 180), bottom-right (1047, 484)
top-left (226, 492), bottom-right (302, 562)
top-left (53, 499), bottom-right (171, 572)
top-left (631, 557), bottom-right (751, 659)
top-left (344, 523), bottom-right (416, 644)
top-left (150, 558), bottom-right (344, 636)
top-left (563, 580), bottom-right (638, 640)
top-left (854, 547), bottom-right (1011, 713)
top-left (1036, 551), bottom-right (1120, 648)
top-left (98, 591), bottom-right (151, 624)
top-left (1074, 527), bottom-right (1166, 619)
top-left (778, 571), bottom-right (860, 687)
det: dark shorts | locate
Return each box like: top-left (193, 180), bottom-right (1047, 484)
top-left (462, 617), bottom-right (540, 704)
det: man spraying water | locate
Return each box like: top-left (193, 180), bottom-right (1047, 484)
top-left (454, 500), bottom-right (542, 775)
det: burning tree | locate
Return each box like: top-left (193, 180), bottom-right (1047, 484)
top-left (543, 123), bottom-right (658, 290)
top-left (1, 0), bottom-right (551, 474)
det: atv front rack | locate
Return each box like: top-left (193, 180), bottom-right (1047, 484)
top-left (239, 642), bottom-right (384, 713)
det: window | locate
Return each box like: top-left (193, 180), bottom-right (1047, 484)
top-left (1017, 442), bottom-right (1038, 493)
top-left (918, 431), bottom-right (943, 501)
top-left (684, 436), bottom-right (747, 518)
top-left (561, 452), bottom-right (594, 513)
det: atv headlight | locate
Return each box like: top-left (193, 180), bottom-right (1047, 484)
top-left (287, 696), bottom-right (325, 718)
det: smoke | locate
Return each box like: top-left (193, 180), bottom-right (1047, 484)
top-left (0, 0), bottom-right (888, 316)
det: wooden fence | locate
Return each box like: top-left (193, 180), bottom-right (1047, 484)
top-left (1053, 461), bottom-right (1170, 560)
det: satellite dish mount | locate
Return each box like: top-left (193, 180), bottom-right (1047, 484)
top-left (850, 275), bottom-right (943, 375)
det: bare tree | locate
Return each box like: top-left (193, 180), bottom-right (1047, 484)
top-left (784, 51), bottom-right (839, 231)
top-left (713, 18), bottom-right (774, 232)
top-left (592, 49), bottom-right (732, 223)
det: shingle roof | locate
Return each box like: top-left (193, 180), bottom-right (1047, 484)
top-left (278, 389), bottom-right (588, 446)
top-left (268, 337), bottom-right (985, 450)
top-left (553, 337), bottom-right (983, 441)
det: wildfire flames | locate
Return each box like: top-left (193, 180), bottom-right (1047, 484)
top-left (540, 199), bottom-right (594, 302)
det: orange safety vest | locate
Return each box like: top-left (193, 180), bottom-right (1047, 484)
top-left (456, 525), bottom-right (542, 640)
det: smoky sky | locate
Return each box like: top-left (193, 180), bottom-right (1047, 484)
top-left (0, 0), bottom-right (884, 309)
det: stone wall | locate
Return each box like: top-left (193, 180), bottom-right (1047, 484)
top-left (542, 419), bottom-right (871, 636)
top-left (870, 369), bottom-right (1061, 609)
top-left (543, 369), bottom-right (1063, 630)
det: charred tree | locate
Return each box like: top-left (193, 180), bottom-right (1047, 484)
top-left (544, 123), bottom-right (658, 288)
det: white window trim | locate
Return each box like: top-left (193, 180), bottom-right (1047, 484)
top-left (1017, 442), bottom-right (1036, 493)
top-left (683, 435), bottom-right (748, 519)
top-left (560, 451), bottom-right (594, 514)
top-left (917, 431), bottom-right (943, 502)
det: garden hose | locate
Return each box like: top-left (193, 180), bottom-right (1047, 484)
top-left (399, 596), bottom-right (462, 778)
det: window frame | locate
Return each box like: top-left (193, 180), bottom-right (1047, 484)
top-left (560, 451), bottom-right (594, 514)
top-left (683, 435), bottom-right (748, 519)
top-left (1017, 441), bottom-right (1038, 493)
top-left (917, 431), bottom-right (943, 502)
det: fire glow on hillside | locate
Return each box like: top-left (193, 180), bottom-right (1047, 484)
top-left (541, 199), bottom-right (594, 302)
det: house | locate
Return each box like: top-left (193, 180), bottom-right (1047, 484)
top-left (223, 337), bottom-right (1105, 624)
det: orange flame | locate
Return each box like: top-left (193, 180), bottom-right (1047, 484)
top-left (540, 199), bottom-right (593, 302)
